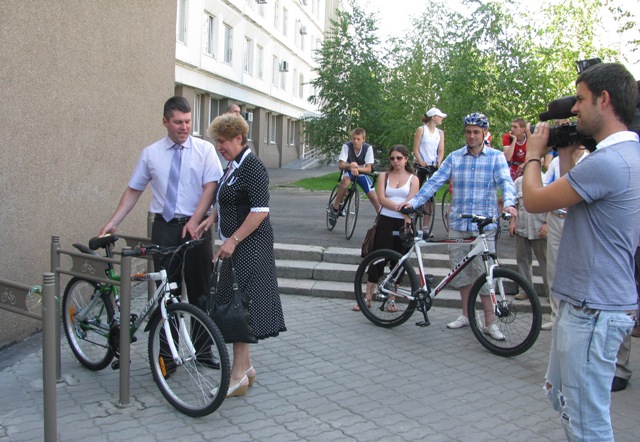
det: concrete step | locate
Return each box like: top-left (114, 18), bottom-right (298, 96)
top-left (273, 243), bottom-right (545, 277)
top-left (276, 278), bottom-right (551, 314)
top-left (273, 243), bottom-right (547, 295)
top-left (215, 241), bottom-right (550, 314)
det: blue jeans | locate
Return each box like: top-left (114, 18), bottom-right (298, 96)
top-left (545, 301), bottom-right (635, 441)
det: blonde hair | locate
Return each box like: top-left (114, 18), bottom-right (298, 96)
top-left (207, 114), bottom-right (249, 145)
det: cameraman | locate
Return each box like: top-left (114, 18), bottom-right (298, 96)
top-left (522, 62), bottom-right (639, 441)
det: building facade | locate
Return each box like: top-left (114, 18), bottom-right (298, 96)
top-left (174, 0), bottom-right (338, 167)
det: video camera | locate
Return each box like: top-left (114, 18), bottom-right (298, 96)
top-left (530, 58), bottom-right (640, 152)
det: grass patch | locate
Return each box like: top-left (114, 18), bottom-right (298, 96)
top-left (288, 172), bottom-right (341, 191)
top-left (287, 172), bottom-right (449, 200)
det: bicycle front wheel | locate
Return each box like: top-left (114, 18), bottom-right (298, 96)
top-left (345, 186), bottom-right (359, 239)
top-left (148, 303), bottom-right (230, 417)
top-left (354, 249), bottom-right (418, 327)
top-left (326, 184), bottom-right (339, 231)
top-left (441, 188), bottom-right (451, 232)
top-left (467, 268), bottom-right (541, 357)
top-left (62, 278), bottom-right (115, 370)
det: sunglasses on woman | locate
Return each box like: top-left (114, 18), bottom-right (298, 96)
top-left (389, 155), bottom-right (406, 161)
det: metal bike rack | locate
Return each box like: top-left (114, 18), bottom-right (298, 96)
top-left (52, 235), bottom-right (136, 408)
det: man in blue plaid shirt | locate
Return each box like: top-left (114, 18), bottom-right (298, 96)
top-left (402, 112), bottom-right (517, 340)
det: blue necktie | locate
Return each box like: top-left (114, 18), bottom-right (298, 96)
top-left (162, 144), bottom-right (183, 222)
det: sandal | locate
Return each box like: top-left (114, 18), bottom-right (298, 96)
top-left (385, 300), bottom-right (398, 312)
top-left (352, 299), bottom-right (371, 311)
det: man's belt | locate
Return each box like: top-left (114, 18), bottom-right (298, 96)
top-left (154, 214), bottom-right (191, 225)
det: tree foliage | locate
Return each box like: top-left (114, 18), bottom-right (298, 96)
top-left (306, 0), bottom-right (638, 162)
top-left (306, 0), bottom-right (386, 161)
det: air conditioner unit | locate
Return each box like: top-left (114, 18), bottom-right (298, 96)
top-left (299, 26), bottom-right (307, 35)
top-left (279, 61), bottom-right (289, 72)
top-left (244, 111), bottom-right (254, 122)
top-left (256, 0), bottom-right (267, 4)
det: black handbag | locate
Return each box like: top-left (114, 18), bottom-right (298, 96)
top-left (199, 258), bottom-right (257, 344)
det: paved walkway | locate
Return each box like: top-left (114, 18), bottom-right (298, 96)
top-left (1, 285), bottom-right (638, 441)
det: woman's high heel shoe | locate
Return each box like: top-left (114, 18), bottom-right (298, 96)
top-left (246, 367), bottom-right (256, 388)
top-left (226, 375), bottom-right (249, 398)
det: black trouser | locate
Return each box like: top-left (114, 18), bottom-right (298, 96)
top-left (151, 218), bottom-right (213, 305)
top-left (151, 218), bottom-right (214, 364)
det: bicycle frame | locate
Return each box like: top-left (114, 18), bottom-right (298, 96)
top-left (131, 270), bottom-right (196, 366)
top-left (71, 243), bottom-right (197, 367)
top-left (379, 231), bottom-right (499, 306)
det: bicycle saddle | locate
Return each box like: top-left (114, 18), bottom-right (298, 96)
top-left (88, 235), bottom-right (119, 251)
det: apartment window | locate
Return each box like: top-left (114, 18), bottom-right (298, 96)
top-left (272, 57), bottom-right (279, 87)
top-left (257, 45), bottom-right (264, 79)
top-left (274, 1), bottom-right (280, 28)
top-left (177, 0), bottom-right (188, 43)
top-left (204, 14), bottom-right (216, 57)
top-left (292, 69), bottom-right (298, 97)
top-left (299, 73), bottom-right (304, 98)
top-left (269, 114), bottom-right (277, 143)
top-left (243, 37), bottom-right (254, 75)
top-left (294, 21), bottom-right (301, 48)
top-left (282, 7), bottom-right (288, 36)
top-left (247, 110), bottom-right (254, 141)
top-left (209, 98), bottom-right (220, 124)
top-left (280, 66), bottom-right (286, 90)
top-left (223, 24), bottom-right (233, 63)
top-left (193, 94), bottom-right (202, 135)
top-left (288, 120), bottom-right (296, 145)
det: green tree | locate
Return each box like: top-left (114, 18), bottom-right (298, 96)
top-left (305, 0), bottom-right (387, 161)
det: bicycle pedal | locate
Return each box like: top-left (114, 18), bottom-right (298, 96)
top-left (111, 360), bottom-right (120, 370)
top-left (416, 320), bottom-right (431, 327)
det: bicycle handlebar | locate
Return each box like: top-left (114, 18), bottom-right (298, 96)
top-left (400, 206), bottom-right (511, 225)
top-left (414, 164), bottom-right (438, 173)
top-left (121, 238), bottom-right (206, 257)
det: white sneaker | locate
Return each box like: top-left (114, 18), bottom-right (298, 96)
top-left (541, 321), bottom-right (553, 330)
top-left (484, 323), bottom-right (505, 341)
top-left (447, 315), bottom-right (469, 329)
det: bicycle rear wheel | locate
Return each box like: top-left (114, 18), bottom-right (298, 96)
top-left (467, 268), bottom-right (541, 357)
top-left (354, 249), bottom-right (418, 327)
top-left (62, 278), bottom-right (115, 370)
top-left (345, 186), bottom-right (359, 239)
top-left (148, 302), bottom-right (230, 417)
top-left (326, 184), bottom-right (339, 231)
top-left (441, 188), bottom-right (451, 232)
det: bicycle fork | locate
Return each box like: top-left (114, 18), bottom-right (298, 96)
top-left (159, 297), bottom-right (197, 368)
top-left (483, 260), bottom-right (508, 317)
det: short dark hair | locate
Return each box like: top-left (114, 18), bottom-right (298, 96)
top-left (163, 96), bottom-right (191, 120)
top-left (512, 118), bottom-right (527, 128)
top-left (576, 63), bottom-right (637, 126)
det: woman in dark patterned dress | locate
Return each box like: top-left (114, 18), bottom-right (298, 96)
top-left (198, 114), bottom-right (286, 398)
